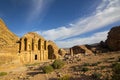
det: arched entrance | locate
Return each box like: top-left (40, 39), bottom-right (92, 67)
top-left (48, 45), bottom-right (56, 59)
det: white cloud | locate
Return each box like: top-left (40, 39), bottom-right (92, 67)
top-left (39, 0), bottom-right (120, 41)
top-left (26, 0), bottom-right (54, 23)
top-left (56, 31), bottom-right (109, 48)
top-left (36, 0), bottom-right (120, 47)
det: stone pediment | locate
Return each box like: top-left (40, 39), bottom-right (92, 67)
top-left (22, 32), bottom-right (45, 40)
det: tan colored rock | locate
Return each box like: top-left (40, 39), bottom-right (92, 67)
top-left (0, 19), bottom-right (61, 64)
top-left (0, 19), bottom-right (19, 54)
top-left (70, 45), bottom-right (93, 56)
top-left (58, 48), bottom-right (67, 57)
top-left (80, 45), bottom-right (93, 55)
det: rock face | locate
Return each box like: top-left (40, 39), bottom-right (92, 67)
top-left (0, 19), bottom-right (61, 63)
top-left (0, 19), bottom-right (19, 53)
top-left (106, 26), bottom-right (120, 51)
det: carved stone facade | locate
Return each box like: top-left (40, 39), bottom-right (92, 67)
top-left (19, 32), bottom-right (48, 63)
top-left (0, 19), bottom-right (62, 63)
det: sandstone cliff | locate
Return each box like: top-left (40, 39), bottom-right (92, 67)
top-left (106, 26), bottom-right (120, 51)
top-left (0, 19), bottom-right (19, 53)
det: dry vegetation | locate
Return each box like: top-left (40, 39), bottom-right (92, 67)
top-left (0, 51), bottom-right (120, 80)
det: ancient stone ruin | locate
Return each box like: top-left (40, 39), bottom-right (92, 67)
top-left (0, 19), bottom-right (64, 63)
top-left (69, 26), bottom-right (120, 55)
top-left (69, 45), bottom-right (93, 56)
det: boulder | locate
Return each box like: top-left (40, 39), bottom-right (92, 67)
top-left (106, 26), bottom-right (120, 51)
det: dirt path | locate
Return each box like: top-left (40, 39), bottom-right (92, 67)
top-left (30, 74), bottom-right (48, 80)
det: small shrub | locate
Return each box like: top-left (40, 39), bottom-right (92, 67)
top-left (118, 57), bottom-right (120, 62)
top-left (42, 65), bottom-right (54, 73)
top-left (97, 61), bottom-right (102, 64)
top-left (111, 63), bottom-right (118, 68)
top-left (100, 66), bottom-right (106, 70)
top-left (91, 72), bottom-right (102, 79)
top-left (81, 67), bottom-right (89, 72)
top-left (83, 63), bottom-right (90, 66)
top-left (52, 59), bottom-right (65, 69)
top-left (0, 72), bottom-right (7, 76)
top-left (73, 66), bottom-right (80, 71)
top-left (112, 63), bottom-right (120, 80)
top-left (58, 75), bottom-right (70, 80)
top-left (91, 63), bottom-right (98, 66)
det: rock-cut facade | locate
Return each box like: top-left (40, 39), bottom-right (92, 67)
top-left (0, 19), bottom-right (62, 63)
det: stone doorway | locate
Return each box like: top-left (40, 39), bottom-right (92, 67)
top-left (48, 45), bottom-right (56, 59)
top-left (35, 54), bottom-right (37, 60)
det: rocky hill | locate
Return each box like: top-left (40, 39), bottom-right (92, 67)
top-left (64, 26), bottom-right (120, 56)
top-left (0, 19), bottom-right (19, 53)
top-left (106, 26), bottom-right (120, 51)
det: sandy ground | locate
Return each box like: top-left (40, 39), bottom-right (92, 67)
top-left (0, 51), bottom-right (120, 80)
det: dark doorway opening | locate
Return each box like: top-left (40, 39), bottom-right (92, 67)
top-left (35, 55), bottom-right (37, 60)
top-left (48, 45), bottom-right (56, 59)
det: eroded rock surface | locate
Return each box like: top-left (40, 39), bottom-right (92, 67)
top-left (0, 19), bottom-right (19, 53)
top-left (106, 26), bottom-right (120, 51)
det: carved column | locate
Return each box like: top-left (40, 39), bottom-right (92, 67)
top-left (34, 38), bottom-right (38, 51)
top-left (44, 41), bottom-right (47, 50)
top-left (70, 48), bottom-right (73, 56)
top-left (21, 38), bottom-right (24, 51)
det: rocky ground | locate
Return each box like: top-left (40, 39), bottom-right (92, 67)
top-left (0, 51), bottom-right (120, 80)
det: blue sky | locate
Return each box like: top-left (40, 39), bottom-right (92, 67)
top-left (0, 0), bottom-right (120, 48)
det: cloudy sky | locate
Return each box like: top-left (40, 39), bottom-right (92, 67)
top-left (0, 0), bottom-right (120, 48)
